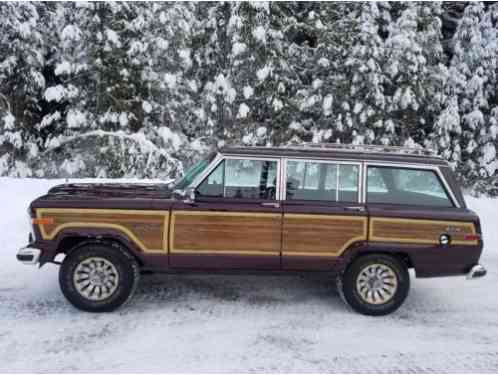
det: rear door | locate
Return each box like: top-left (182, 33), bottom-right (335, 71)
top-left (170, 156), bottom-right (283, 269)
top-left (281, 158), bottom-right (368, 270)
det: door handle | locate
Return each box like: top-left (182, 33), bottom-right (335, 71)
top-left (261, 202), bottom-right (280, 208)
top-left (344, 206), bottom-right (365, 212)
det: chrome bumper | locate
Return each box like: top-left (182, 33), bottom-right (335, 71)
top-left (16, 247), bottom-right (41, 265)
top-left (466, 264), bottom-right (487, 280)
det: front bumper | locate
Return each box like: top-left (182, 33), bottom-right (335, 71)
top-left (16, 246), bottom-right (42, 265)
top-left (466, 264), bottom-right (487, 279)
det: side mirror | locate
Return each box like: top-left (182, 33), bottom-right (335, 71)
top-left (184, 187), bottom-right (196, 204)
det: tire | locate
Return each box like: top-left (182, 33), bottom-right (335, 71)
top-left (338, 254), bottom-right (409, 316)
top-left (59, 242), bottom-right (140, 312)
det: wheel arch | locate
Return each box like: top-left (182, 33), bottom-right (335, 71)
top-left (340, 246), bottom-right (414, 274)
top-left (53, 230), bottom-right (146, 267)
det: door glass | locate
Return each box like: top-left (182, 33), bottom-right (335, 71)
top-left (196, 159), bottom-right (278, 200)
top-left (286, 161), bottom-right (358, 202)
top-left (196, 161), bottom-right (224, 197)
top-left (338, 165), bottom-right (359, 202)
top-left (367, 166), bottom-right (453, 207)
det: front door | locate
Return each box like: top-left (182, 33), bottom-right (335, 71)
top-left (281, 159), bottom-right (368, 270)
top-left (170, 156), bottom-right (282, 269)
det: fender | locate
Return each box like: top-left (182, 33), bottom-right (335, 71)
top-left (39, 226), bottom-right (169, 270)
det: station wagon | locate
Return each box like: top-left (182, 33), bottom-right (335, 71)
top-left (17, 144), bottom-right (486, 315)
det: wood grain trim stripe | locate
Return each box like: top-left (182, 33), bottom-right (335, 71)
top-left (36, 208), bottom-right (169, 253)
top-left (369, 217), bottom-right (478, 246)
top-left (282, 213), bottom-right (368, 257)
top-left (169, 210), bottom-right (281, 256)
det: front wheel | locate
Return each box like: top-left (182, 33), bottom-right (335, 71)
top-left (59, 243), bottom-right (140, 312)
top-left (338, 254), bottom-right (409, 316)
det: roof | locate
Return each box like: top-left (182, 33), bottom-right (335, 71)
top-left (219, 144), bottom-right (448, 166)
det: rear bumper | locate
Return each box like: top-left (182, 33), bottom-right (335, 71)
top-left (466, 264), bottom-right (487, 279)
top-left (16, 246), bottom-right (42, 265)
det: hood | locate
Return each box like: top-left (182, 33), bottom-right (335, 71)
top-left (30, 182), bottom-right (179, 212)
top-left (46, 183), bottom-right (174, 199)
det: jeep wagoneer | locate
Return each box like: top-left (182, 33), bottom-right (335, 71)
top-left (17, 144), bottom-right (486, 315)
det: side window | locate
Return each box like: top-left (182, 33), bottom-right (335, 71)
top-left (367, 166), bottom-right (453, 207)
top-left (286, 160), bottom-right (359, 202)
top-left (196, 160), bottom-right (224, 198)
top-left (196, 159), bottom-right (278, 200)
top-left (339, 164), bottom-right (359, 202)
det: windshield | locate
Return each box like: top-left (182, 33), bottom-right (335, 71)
top-left (173, 152), bottom-right (216, 190)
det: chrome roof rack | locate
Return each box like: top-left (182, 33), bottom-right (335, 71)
top-left (282, 143), bottom-right (440, 157)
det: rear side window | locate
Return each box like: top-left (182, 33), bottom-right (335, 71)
top-left (367, 166), bottom-right (453, 207)
top-left (286, 160), bottom-right (359, 202)
top-left (196, 158), bottom-right (278, 200)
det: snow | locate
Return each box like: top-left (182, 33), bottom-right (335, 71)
top-left (243, 85), bottom-right (254, 99)
top-left (54, 61), bottom-right (71, 76)
top-left (232, 42), bottom-right (247, 56)
top-left (318, 57), bottom-right (330, 67)
top-left (178, 49), bottom-right (192, 69)
top-left (289, 121), bottom-right (302, 131)
top-left (3, 113), bottom-right (15, 130)
top-left (252, 25), bottom-right (266, 43)
top-left (61, 24), bottom-right (81, 41)
top-left (237, 103), bottom-right (250, 119)
top-left (256, 65), bottom-right (270, 81)
top-left (158, 126), bottom-right (182, 151)
top-left (119, 112), bottom-right (128, 127)
top-left (212, 74), bottom-right (236, 104)
top-left (105, 29), bottom-right (121, 47)
top-left (256, 126), bottom-right (267, 137)
top-left (273, 98), bottom-right (283, 111)
top-left (323, 95), bottom-right (333, 116)
top-left (0, 177), bottom-right (497, 372)
top-left (142, 101), bottom-right (152, 114)
top-left (164, 73), bottom-right (177, 89)
top-left (66, 109), bottom-right (86, 129)
top-left (44, 85), bottom-right (65, 102)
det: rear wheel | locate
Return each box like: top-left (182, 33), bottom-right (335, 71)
top-left (338, 254), bottom-right (409, 316)
top-left (59, 243), bottom-right (140, 312)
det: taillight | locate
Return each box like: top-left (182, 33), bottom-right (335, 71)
top-left (464, 234), bottom-right (481, 241)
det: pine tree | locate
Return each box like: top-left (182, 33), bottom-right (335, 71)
top-left (336, 2), bottom-right (387, 145)
top-left (440, 2), bottom-right (498, 186)
top-left (0, 2), bottom-right (45, 176)
top-left (40, 2), bottom-right (185, 178)
top-left (384, 2), bottom-right (447, 147)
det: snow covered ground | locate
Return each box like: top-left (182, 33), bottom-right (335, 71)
top-left (0, 177), bottom-right (497, 373)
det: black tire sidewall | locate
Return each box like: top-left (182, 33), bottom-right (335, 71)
top-left (342, 254), bottom-right (410, 316)
top-left (59, 243), bottom-right (138, 312)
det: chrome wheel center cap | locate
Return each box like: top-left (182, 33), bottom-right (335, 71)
top-left (73, 257), bottom-right (120, 301)
top-left (356, 263), bottom-right (399, 305)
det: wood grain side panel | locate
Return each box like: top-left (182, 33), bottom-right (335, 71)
top-left (171, 211), bottom-right (281, 255)
top-left (283, 214), bottom-right (367, 257)
top-left (37, 208), bottom-right (168, 252)
top-left (370, 217), bottom-right (477, 245)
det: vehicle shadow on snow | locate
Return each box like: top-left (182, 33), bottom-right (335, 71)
top-left (6, 271), bottom-right (456, 319)
top-left (130, 273), bottom-right (347, 311)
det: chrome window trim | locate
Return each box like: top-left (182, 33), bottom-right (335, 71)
top-left (190, 153), bottom-right (282, 201)
top-left (363, 161), bottom-right (460, 208)
top-left (282, 158), bottom-right (362, 203)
